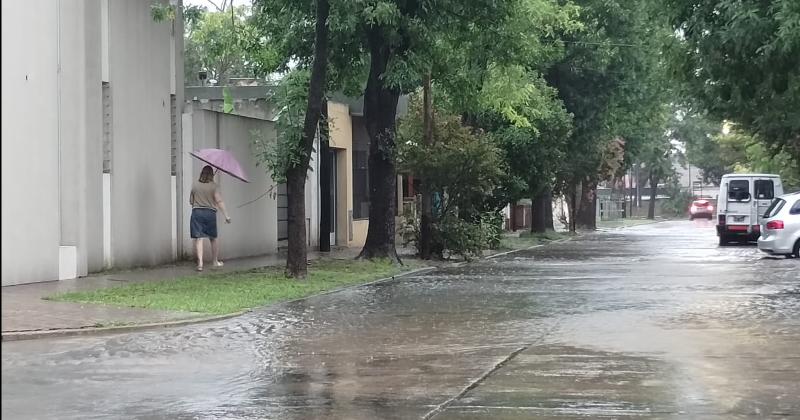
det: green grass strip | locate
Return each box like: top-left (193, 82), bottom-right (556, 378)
top-left (48, 259), bottom-right (423, 315)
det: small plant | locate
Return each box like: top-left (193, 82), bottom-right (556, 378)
top-left (661, 177), bottom-right (693, 217)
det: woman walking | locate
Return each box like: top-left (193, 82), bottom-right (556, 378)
top-left (190, 165), bottom-right (231, 271)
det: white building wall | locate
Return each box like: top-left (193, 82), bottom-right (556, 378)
top-left (58, 0), bottom-right (104, 278)
top-left (2, 0), bottom-right (177, 285)
top-left (306, 135), bottom-right (320, 248)
top-left (1, 2), bottom-right (62, 285)
top-left (185, 109), bottom-right (279, 260)
top-left (2, 3), bottom-right (332, 285)
top-left (106, 0), bottom-right (174, 268)
top-left (84, 1), bottom-right (106, 273)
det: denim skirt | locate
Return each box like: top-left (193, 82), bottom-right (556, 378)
top-left (190, 208), bottom-right (218, 239)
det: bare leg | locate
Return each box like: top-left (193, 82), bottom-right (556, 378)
top-left (211, 238), bottom-right (222, 266)
top-left (195, 238), bottom-right (204, 270)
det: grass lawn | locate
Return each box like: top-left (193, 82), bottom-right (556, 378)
top-left (500, 231), bottom-right (569, 250)
top-left (48, 259), bottom-right (424, 315)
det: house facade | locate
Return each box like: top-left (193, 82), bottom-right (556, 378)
top-left (1, 1), bottom-right (412, 286)
top-left (2, 0), bottom-right (184, 286)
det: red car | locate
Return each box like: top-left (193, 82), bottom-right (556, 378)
top-left (689, 199), bottom-right (714, 220)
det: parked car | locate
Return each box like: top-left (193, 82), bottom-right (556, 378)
top-left (758, 192), bottom-right (800, 258)
top-left (716, 174), bottom-right (784, 245)
top-left (689, 199), bottom-right (714, 220)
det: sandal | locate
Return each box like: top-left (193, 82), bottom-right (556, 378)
top-left (213, 261), bottom-right (224, 267)
top-left (196, 266), bottom-right (204, 272)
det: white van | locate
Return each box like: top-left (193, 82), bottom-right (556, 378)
top-left (716, 174), bottom-right (783, 245)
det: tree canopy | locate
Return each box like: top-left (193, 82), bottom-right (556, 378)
top-left (666, 0), bottom-right (800, 161)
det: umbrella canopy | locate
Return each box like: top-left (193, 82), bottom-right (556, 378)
top-left (190, 148), bottom-right (250, 183)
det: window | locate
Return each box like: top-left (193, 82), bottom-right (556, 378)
top-left (276, 183), bottom-right (288, 240)
top-left (791, 199), bottom-right (800, 215)
top-left (754, 179), bottom-right (774, 200)
top-left (727, 180), bottom-right (750, 201)
top-left (352, 117), bottom-right (370, 220)
top-left (401, 175), bottom-right (421, 199)
top-left (764, 199), bottom-right (785, 218)
top-left (170, 94), bottom-right (177, 176)
top-left (102, 82), bottom-right (113, 174)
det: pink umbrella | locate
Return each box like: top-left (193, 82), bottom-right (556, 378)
top-left (190, 148), bottom-right (250, 183)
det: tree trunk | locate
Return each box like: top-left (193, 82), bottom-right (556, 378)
top-left (531, 192), bottom-right (548, 233)
top-left (628, 168), bottom-right (633, 218)
top-left (636, 164), bottom-right (644, 210)
top-left (647, 171), bottom-right (658, 220)
top-left (568, 186), bottom-right (578, 233)
top-left (285, 0), bottom-right (330, 278)
top-left (576, 180), bottom-right (597, 230)
top-left (285, 167), bottom-right (308, 277)
top-left (419, 71), bottom-right (434, 259)
top-left (543, 189), bottom-right (555, 231)
top-left (358, 29), bottom-right (401, 263)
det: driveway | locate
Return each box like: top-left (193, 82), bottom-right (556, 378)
top-left (2, 220), bottom-right (798, 419)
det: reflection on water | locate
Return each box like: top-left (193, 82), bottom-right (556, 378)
top-left (2, 222), bottom-right (799, 419)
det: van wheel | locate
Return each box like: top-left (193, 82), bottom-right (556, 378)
top-left (793, 240), bottom-right (800, 258)
top-left (719, 235), bottom-right (729, 246)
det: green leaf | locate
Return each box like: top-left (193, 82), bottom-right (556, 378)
top-left (150, 3), bottom-right (176, 22)
top-left (223, 87), bottom-right (234, 113)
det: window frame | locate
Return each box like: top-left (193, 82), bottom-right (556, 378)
top-left (790, 199), bottom-right (800, 215)
top-left (727, 179), bottom-right (751, 202)
top-left (351, 117), bottom-right (371, 221)
top-left (754, 179), bottom-right (775, 200)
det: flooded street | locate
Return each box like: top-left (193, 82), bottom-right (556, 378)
top-left (2, 221), bottom-right (799, 419)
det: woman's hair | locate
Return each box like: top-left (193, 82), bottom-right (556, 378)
top-left (199, 165), bottom-right (215, 183)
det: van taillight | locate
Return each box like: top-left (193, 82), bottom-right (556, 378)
top-left (766, 220), bottom-right (784, 230)
top-left (718, 214), bottom-right (726, 225)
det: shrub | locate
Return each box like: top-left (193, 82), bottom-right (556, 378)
top-left (397, 99), bottom-right (505, 259)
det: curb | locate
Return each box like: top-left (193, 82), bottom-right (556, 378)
top-left (278, 265), bottom-right (438, 306)
top-left (596, 218), bottom-right (670, 231)
top-left (447, 235), bottom-right (577, 268)
top-left (1, 311), bottom-right (248, 342)
top-left (1, 266), bottom-right (436, 342)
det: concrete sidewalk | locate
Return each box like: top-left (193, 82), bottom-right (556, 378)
top-left (1, 248), bottom-right (363, 335)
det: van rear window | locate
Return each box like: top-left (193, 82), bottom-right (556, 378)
top-left (728, 180), bottom-right (750, 201)
top-left (754, 179), bottom-right (774, 200)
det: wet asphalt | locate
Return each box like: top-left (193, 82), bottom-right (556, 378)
top-left (2, 220), bottom-right (799, 419)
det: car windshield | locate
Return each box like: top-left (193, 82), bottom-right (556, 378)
top-left (763, 198), bottom-right (786, 218)
top-left (693, 200), bottom-right (709, 206)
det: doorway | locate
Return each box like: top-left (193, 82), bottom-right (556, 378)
top-left (329, 149), bottom-right (337, 245)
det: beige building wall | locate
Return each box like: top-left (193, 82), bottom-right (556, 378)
top-left (327, 101), bottom-right (368, 247)
top-left (351, 220), bottom-right (369, 247)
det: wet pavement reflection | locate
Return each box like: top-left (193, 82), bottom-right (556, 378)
top-left (2, 221), bottom-right (798, 419)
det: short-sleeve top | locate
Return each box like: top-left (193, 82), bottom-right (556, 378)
top-left (190, 181), bottom-right (218, 210)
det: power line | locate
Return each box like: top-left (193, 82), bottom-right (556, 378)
top-left (553, 39), bottom-right (645, 48)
